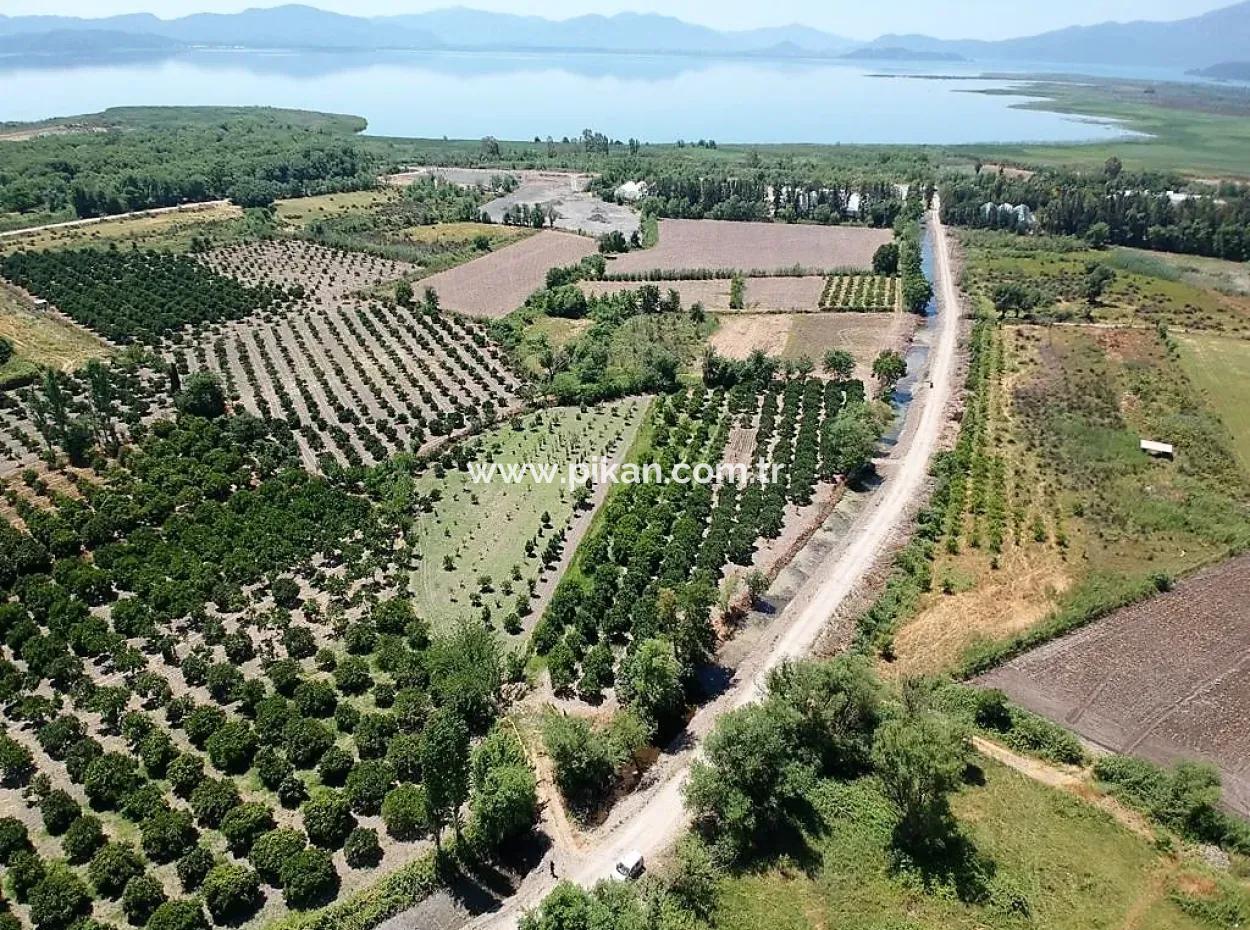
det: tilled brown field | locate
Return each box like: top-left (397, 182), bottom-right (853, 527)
top-left (581, 275), bottom-right (826, 312)
top-left (607, 219), bottom-right (891, 275)
top-left (978, 554), bottom-right (1250, 814)
top-left (419, 230), bottom-right (597, 319)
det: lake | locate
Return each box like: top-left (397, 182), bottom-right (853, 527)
top-left (0, 49), bottom-right (1174, 144)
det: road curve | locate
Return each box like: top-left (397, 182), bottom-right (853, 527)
top-left (467, 203), bottom-right (964, 929)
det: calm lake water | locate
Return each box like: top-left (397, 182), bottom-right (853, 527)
top-left (0, 49), bottom-right (1181, 144)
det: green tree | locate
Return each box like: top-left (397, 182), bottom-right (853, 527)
top-left (470, 764), bottom-right (537, 852)
top-left (822, 349), bottom-right (855, 379)
top-left (618, 638), bottom-right (684, 727)
top-left (0, 336), bottom-right (12, 368)
top-left (201, 864), bottom-right (262, 925)
top-left (146, 900), bottom-right (209, 930)
top-left (174, 371), bottom-right (227, 419)
top-left (872, 242), bottom-right (900, 274)
top-left (343, 827), bottom-right (382, 869)
top-left (88, 842), bottom-right (144, 899)
top-left (541, 713), bottom-right (621, 813)
top-left (381, 784), bottom-right (430, 841)
top-left (871, 711), bottom-right (968, 850)
top-left (248, 829), bottom-right (306, 886)
top-left (62, 815), bottom-right (105, 864)
top-left (122, 874), bottom-right (167, 927)
top-left (218, 803), bottom-right (276, 857)
top-left (29, 865), bottom-right (91, 930)
top-left (279, 847), bottom-right (339, 910)
top-left (301, 791), bottom-right (355, 850)
top-left (394, 279), bottom-right (414, 307)
top-left (872, 349), bottom-right (907, 399)
top-left (421, 708), bottom-right (470, 845)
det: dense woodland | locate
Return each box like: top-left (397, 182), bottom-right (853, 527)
top-left (0, 109), bottom-right (379, 219)
top-left (941, 159), bottom-right (1250, 260)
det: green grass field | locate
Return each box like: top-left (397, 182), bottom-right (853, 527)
top-left (1177, 333), bottom-right (1250, 473)
top-left (715, 760), bottom-right (1249, 930)
top-left (956, 80), bottom-right (1250, 178)
top-left (0, 283), bottom-right (110, 381)
top-left (407, 399), bottom-right (649, 635)
top-left (960, 230), bottom-right (1250, 335)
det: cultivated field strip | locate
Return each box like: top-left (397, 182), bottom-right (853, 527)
top-left (196, 239), bottom-right (418, 302)
top-left (978, 552), bottom-right (1250, 815)
top-left (168, 298), bottom-right (522, 470)
top-left (820, 274), bottom-right (898, 311)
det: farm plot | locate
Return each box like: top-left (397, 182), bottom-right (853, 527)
top-left (408, 398), bottom-right (649, 635)
top-left (978, 553), bottom-right (1250, 816)
top-left (389, 167), bottom-right (639, 238)
top-left (1, 247), bottom-right (288, 344)
top-left (0, 411), bottom-right (537, 930)
top-left (197, 239), bottom-right (416, 302)
top-left (606, 219), bottom-right (891, 276)
top-left (417, 230), bottom-right (597, 319)
top-left (709, 311), bottom-right (912, 379)
top-left (1175, 332), bottom-right (1250, 473)
top-left (580, 279), bottom-right (732, 310)
top-left (166, 296), bottom-right (523, 470)
top-left (820, 274), bottom-right (898, 311)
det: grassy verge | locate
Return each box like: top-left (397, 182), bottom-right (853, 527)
top-left (714, 760), bottom-right (1246, 930)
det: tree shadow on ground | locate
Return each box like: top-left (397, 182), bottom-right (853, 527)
top-left (887, 814), bottom-right (995, 905)
top-left (446, 832), bottom-right (553, 916)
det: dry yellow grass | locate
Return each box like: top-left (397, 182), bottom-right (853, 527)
top-left (274, 189), bottom-right (398, 227)
top-left (0, 202), bottom-right (241, 254)
top-left (403, 222), bottom-right (531, 247)
top-left (0, 284), bottom-right (110, 372)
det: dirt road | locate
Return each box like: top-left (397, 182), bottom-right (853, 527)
top-left (0, 200), bottom-right (233, 240)
top-left (464, 204), bottom-right (963, 928)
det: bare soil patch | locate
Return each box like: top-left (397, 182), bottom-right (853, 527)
top-left (745, 275), bottom-right (826, 311)
top-left (978, 553), bottom-right (1250, 815)
top-left (580, 278), bottom-right (731, 309)
top-left (782, 312), bottom-right (916, 378)
top-left (607, 219), bottom-right (891, 275)
top-left (709, 314), bottom-right (793, 359)
top-left (419, 230), bottom-right (597, 319)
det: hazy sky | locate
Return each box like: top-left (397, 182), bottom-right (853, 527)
top-left (1, 0), bottom-right (1230, 40)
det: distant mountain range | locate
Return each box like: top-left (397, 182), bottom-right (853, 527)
top-left (0, 1), bottom-right (1248, 68)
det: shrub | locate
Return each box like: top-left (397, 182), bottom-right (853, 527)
top-left (249, 828), bottom-right (307, 886)
top-left (9, 850), bottom-right (46, 903)
top-left (166, 754), bottom-right (204, 798)
top-left (280, 847), bottom-right (340, 909)
top-left (190, 778), bottom-right (241, 828)
top-left (141, 809), bottom-right (199, 863)
top-left (122, 874), bottom-right (167, 926)
top-left (317, 745), bottom-right (355, 787)
top-left (381, 784), bottom-right (430, 841)
top-left (83, 753), bottom-right (143, 811)
top-left (301, 791), bottom-right (356, 849)
top-left (0, 817), bottom-right (31, 864)
top-left (29, 865), bottom-right (91, 930)
top-left (62, 815), bottom-right (106, 864)
top-left (343, 827), bottom-right (383, 869)
top-left (345, 760), bottom-right (395, 816)
top-left (39, 790), bottom-right (81, 835)
top-left (205, 721), bottom-right (258, 774)
top-left (219, 803), bottom-right (276, 857)
top-left (175, 844), bottom-right (215, 892)
top-left (201, 864), bottom-right (262, 925)
top-left (146, 900), bottom-right (209, 930)
top-left (89, 842), bottom-right (144, 899)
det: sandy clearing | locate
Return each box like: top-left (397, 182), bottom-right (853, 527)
top-left (419, 230), bottom-right (597, 319)
top-left (388, 167), bottom-right (639, 237)
top-left (709, 314), bottom-right (793, 359)
top-left (608, 219), bottom-right (891, 275)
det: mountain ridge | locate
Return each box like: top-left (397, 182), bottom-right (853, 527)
top-left (0, 2), bottom-right (1247, 66)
